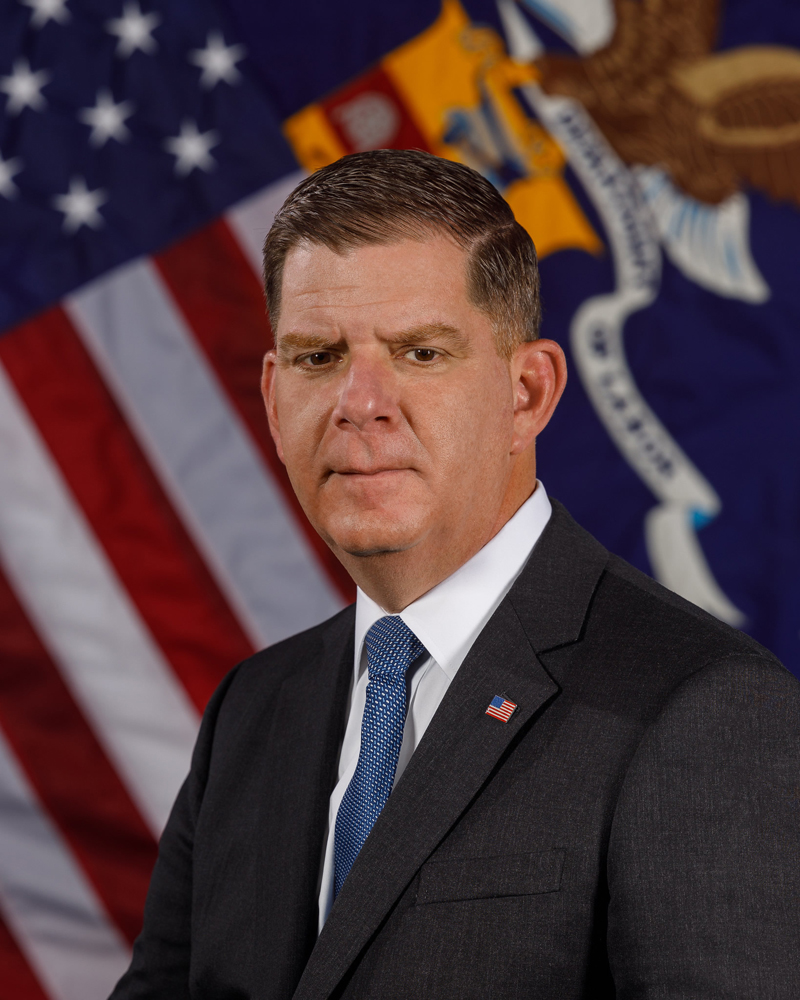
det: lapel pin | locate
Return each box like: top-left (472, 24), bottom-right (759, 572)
top-left (486, 695), bottom-right (517, 722)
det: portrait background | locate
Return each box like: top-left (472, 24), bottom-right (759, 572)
top-left (0, 1), bottom-right (798, 996)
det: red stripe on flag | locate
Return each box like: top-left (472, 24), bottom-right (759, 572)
top-left (0, 912), bottom-right (49, 1000)
top-left (154, 218), bottom-right (356, 604)
top-left (0, 561), bottom-right (157, 944)
top-left (321, 64), bottom-right (432, 155)
top-left (0, 309), bottom-right (254, 711)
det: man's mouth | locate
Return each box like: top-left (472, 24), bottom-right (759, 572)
top-left (326, 467), bottom-right (414, 481)
top-left (332, 467), bottom-right (409, 476)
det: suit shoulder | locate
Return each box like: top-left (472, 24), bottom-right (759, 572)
top-left (224, 603), bottom-right (355, 697)
top-left (598, 551), bottom-right (780, 670)
top-left (535, 547), bottom-right (797, 773)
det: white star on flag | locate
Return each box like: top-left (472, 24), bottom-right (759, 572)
top-left (78, 90), bottom-right (135, 147)
top-left (106, 1), bottom-right (161, 58)
top-left (52, 177), bottom-right (108, 233)
top-left (163, 120), bottom-right (219, 176)
top-left (0, 58), bottom-right (51, 115)
top-left (188, 31), bottom-right (246, 89)
top-left (0, 152), bottom-right (23, 199)
top-left (20, 0), bottom-right (71, 28)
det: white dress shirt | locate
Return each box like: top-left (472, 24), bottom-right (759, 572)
top-left (317, 482), bottom-right (552, 931)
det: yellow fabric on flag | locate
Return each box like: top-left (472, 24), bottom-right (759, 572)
top-left (284, 104), bottom-right (346, 174)
top-left (283, 0), bottom-right (602, 259)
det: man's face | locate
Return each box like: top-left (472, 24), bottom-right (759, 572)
top-left (263, 235), bottom-right (528, 572)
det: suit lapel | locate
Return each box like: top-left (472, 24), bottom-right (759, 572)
top-left (292, 499), bottom-right (609, 1000)
top-left (252, 608), bottom-right (354, 998)
top-left (509, 498), bottom-right (610, 652)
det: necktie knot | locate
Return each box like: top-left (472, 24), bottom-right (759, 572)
top-left (364, 615), bottom-right (425, 683)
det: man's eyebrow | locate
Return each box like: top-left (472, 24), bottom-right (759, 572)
top-left (275, 323), bottom-right (471, 359)
top-left (386, 323), bottom-right (470, 352)
top-left (276, 332), bottom-right (345, 359)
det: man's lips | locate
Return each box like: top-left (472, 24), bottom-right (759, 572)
top-left (329, 467), bottom-right (412, 477)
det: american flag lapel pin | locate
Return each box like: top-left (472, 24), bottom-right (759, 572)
top-left (485, 695), bottom-right (517, 722)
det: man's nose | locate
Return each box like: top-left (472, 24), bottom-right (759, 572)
top-left (331, 354), bottom-right (399, 431)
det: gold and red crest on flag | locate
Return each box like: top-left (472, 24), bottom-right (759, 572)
top-left (283, 0), bottom-right (602, 261)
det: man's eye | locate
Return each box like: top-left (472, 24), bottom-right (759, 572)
top-left (406, 348), bottom-right (439, 362)
top-left (302, 351), bottom-right (336, 367)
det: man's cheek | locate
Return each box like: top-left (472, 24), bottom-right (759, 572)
top-left (280, 401), bottom-right (325, 452)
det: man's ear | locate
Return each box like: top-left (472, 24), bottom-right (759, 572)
top-left (261, 350), bottom-right (286, 465)
top-left (509, 338), bottom-right (567, 456)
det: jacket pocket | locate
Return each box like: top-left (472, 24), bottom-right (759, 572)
top-left (415, 848), bottom-right (565, 905)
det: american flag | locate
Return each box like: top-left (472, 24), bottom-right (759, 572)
top-left (485, 696), bottom-right (517, 723)
top-left (0, 2), bottom-right (353, 997)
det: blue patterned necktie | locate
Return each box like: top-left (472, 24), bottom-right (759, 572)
top-left (333, 615), bottom-right (426, 897)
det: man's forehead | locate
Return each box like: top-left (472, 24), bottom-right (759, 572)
top-left (277, 236), bottom-right (474, 332)
top-left (280, 234), bottom-right (469, 290)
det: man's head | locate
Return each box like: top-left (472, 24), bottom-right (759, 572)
top-left (263, 149), bottom-right (540, 360)
top-left (261, 150), bottom-right (566, 611)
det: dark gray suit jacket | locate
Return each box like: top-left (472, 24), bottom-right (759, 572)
top-left (111, 500), bottom-right (800, 999)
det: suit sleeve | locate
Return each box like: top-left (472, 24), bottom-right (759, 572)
top-left (606, 654), bottom-right (800, 998)
top-left (108, 666), bottom-right (240, 1000)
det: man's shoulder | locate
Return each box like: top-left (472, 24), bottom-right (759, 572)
top-left (568, 547), bottom-right (797, 722)
top-left (599, 551), bottom-right (775, 666)
top-left (530, 499), bottom-right (793, 711)
top-left (219, 602), bottom-right (356, 703)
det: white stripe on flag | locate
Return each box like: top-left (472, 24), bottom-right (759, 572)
top-left (66, 258), bottom-right (341, 647)
top-left (0, 363), bottom-right (199, 837)
top-left (0, 725), bottom-right (130, 1000)
top-left (226, 171), bottom-right (306, 278)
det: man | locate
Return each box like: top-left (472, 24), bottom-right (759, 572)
top-left (111, 150), bottom-right (800, 999)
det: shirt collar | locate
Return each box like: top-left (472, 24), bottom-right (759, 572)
top-left (354, 481), bottom-right (551, 683)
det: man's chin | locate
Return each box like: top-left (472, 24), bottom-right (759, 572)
top-left (340, 541), bottom-right (416, 559)
top-left (332, 529), bottom-right (421, 559)
top-left (313, 486), bottom-right (431, 559)
top-left (321, 516), bottom-right (426, 561)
